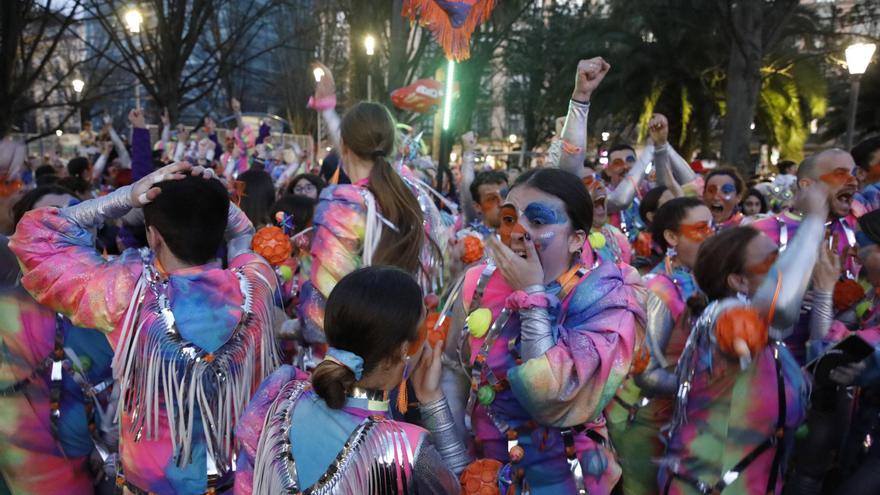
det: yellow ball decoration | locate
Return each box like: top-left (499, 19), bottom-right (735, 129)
top-left (588, 231), bottom-right (606, 250)
top-left (278, 265), bottom-right (293, 282)
top-left (467, 308), bottom-right (493, 338)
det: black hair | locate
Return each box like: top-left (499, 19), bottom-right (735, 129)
top-left (12, 185), bottom-right (76, 228)
top-left (513, 168), bottom-right (592, 232)
top-left (639, 186), bottom-right (669, 227)
top-left (237, 169), bottom-right (275, 228)
top-left (272, 194), bottom-right (316, 235)
top-left (705, 167), bottom-right (745, 194)
top-left (319, 149), bottom-right (349, 184)
top-left (142, 175), bottom-right (229, 265)
top-left (469, 170), bottom-right (508, 203)
top-left (608, 144), bottom-right (636, 156)
top-left (66, 157), bottom-right (90, 179)
top-left (57, 176), bottom-right (91, 196)
top-left (285, 173), bottom-right (326, 198)
top-left (312, 266), bottom-right (423, 409)
top-left (852, 136), bottom-right (880, 172)
top-left (858, 209), bottom-right (880, 245)
top-left (651, 197), bottom-right (706, 251)
top-left (777, 160), bottom-right (797, 175)
top-left (35, 164), bottom-right (58, 186)
top-left (742, 187), bottom-right (768, 214)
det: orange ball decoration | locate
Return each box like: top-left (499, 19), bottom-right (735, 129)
top-left (630, 337), bottom-right (650, 375)
top-left (461, 235), bottom-right (485, 264)
top-left (425, 311), bottom-right (451, 347)
top-left (833, 279), bottom-right (865, 313)
top-left (715, 306), bottom-right (768, 359)
top-left (459, 459), bottom-right (502, 495)
top-left (251, 226), bottom-right (292, 266)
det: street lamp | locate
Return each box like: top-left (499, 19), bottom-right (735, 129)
top-left (364, 34), bottom-right (375, 101)
top-left (508, 134), bottom-right (518, 145)
top-left (313, 67), bottom-right (324, 162)
top-left (125, 8), bottom-right (143, 108)
top-left (72, 78), bottom-right (84, 133)
top-left (845, 42), bottom-right (877, 150)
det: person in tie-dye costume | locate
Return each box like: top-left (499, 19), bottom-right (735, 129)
top-left (661, 185), bottom-right (827, 494)
top-left (606, 198), bottom-right (712, 495)
top-left (10, 162), bottom-right (280, 494)
top-left (0, 186), bottom-right (114, 495)
top-left (442, 167), bottom-right (646, 494)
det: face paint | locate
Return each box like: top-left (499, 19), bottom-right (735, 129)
top-left (534, 231), bottom-right (556, 252)
top-left (820, 168), bottom-right (857, 187)
top-left (523, 202), bottom-right (567, 226)
top-left (679, 221), bottom-right (714, 242)
top-left (499, 204), bottom-right (526, 246)
top-left (705, 183), bottom-right (737, 201)
top-left (746, 250), bottom-right (779, 276)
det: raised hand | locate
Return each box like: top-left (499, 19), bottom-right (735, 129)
top-left (410, 341), bottom-right (444, 404)
top-left (160, 108), bottom-right (170, 127)
top-left (648, 113), bottom-right (669, 146)
top-left (485, 234), bottom-right (544, 291)
top-left (461, 131), bottom-right (476, 152)
top-left (572, 57), bottom-right (611, 103)
top-left (313, 61), bottom-right (336, 101)
top-left (128, 108), bottom-right (146, 129)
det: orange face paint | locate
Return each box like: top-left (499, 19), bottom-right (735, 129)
top-left (679, 221), bottom-right (714, 242)
top-left (499, 205), bottom-right (526, 246)
top-left (820, 168), bottom-right (857, 187)
top-left (746, 250), bottom-right (779, 276)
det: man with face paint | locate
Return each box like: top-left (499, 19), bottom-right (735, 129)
top-left (583, 177), bottom-right (633, 264)
top-left (750, 149), bottom-right (861, 364)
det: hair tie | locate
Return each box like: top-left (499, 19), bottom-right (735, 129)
top-left (324, 347), bottom-right (364, 380)
top-left (371, 150), bottom-right (387, 160)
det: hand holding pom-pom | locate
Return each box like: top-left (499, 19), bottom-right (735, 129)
top-left (461, 235), bottom-right (484, 264)
top-left (715, 306), bottom-right (768, 362)
top-left (252, 226), bottom-right (292, 266)
top-left (460, 459), bottom-right (502, 495)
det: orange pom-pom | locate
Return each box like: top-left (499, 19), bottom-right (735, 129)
top-left (630, 340), bottom-right (650, 375)
top-left (251, 226), bottom-right (292, 266)
top-left (715, 306), bottom-right (768, 359)
top-left (426, 311), bottom-right (451, 347)
top-left (461, 235), bottom-right (485, 264)
top-left (833, 279), bottom-right (865, 313)
top-left (633, 232), bottom-right (653, 258)
top-left (460, 459), bottom-right (502, 495)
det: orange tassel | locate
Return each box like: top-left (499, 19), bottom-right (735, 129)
top-left (397, 379), bottom-right (408, 414)
top-left (402, 0), bottom-right (497, 61)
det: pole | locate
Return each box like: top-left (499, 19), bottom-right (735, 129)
top-left (367, 73), bottom-right (372, 102)
top-left (845, 76), bottom-right (860, 150)
top-left (316, 113), bottom-right (322, 164)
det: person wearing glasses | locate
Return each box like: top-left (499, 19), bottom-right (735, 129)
top-left (286, 173), bottom-right (325, 201)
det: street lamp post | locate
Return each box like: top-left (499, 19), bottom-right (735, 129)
top-left (72, 78), bottom-right (84, 133)
top-left (364, 35), bottom-right (375, 101)
top-left (125, 8), bottom-right (143, 109)
top-left (313, 67), bottom-right (325, 163)
top-left (845, 42), bottom-right (877, 150)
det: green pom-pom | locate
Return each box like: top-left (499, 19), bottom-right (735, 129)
top-left (856, 300), bottom-right (872, 319)
top-left (278, 265), bottom-right (293, 282)
top-left (588, 231), bottom-right (606, 250)
top-left (79, 356), bottom-right (92, 372)
top-left (478, 385), bottom-right (495, 406)
top-left (467, 308), bottom-right (492, 338)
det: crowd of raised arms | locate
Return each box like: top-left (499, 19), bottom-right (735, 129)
top-left (2, 56), bottom-right (880, 495)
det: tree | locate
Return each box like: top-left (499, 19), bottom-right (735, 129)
top-left (0, 0), bottom-right (115, 139)
top-left (715, 0), bottom-right (799, 174)
top-left (83, 0), bottom-right (284, 122)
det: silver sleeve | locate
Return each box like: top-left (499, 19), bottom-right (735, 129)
top-left (225, 203), bottom-right (255, 260)
top-left (321, 108), bottom-right (342, 153)
top-left (606, 144), bottom-right (653, 213)
top-left (419, 397), bottom-right (472, 475)
top-left (519, 285), bottom-right (554, 360)
top-left (633, 292), bottom-right (677, 396)
top-left (440, 298), bottom-right (471, 443)
top-left (667, 145), bottom-right (696, 185)
top-left (412, 438), bottom-right (463, 494)
top-left (809, 289), bottom-right (834, 341)
top-left (554, 100), bottom-right (590, 177)
top-left (459, 150), bottom-right (478, 224)
top-left (753, 214), bottom-right (824, 334)
top-left (61, 185), bottom-right (133, 229)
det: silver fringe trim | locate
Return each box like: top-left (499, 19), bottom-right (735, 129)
top-left (253, 381), bottom-right (417, 494)
top-left (114, 255), bottom-right (281, 474)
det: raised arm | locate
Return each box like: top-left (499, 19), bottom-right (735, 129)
top-left (553, 58), bottom-right (610, 177)
top-left (458, 132), bottom-right (478, 225)
top-left (128, 108), bottom-right (154, 181)
top-left (91, 141), bottom-right (112, 183)
top-left (753, 186), bottom-right (828, 334)
top-left (311, 62), bottom-right (341, 152)
top-left (104, 113), bottom-right (131, 168)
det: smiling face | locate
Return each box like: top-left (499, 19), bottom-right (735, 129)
top-left (586, 179), bottom-right (608, 228)
top-left (703, 174), bottom-right (742, 224)
top-left (499, 185), bottom-right (586, 282)
top-left (607, 148), bottom-right (636, 183)
top-left (816, 153), bottom-right (858, 219)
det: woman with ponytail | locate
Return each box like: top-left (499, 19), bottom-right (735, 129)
top-left (235, 266), bottom-right (467, 494)
top-left (297, 63), bottom-right (433, 348)
top-left (605, 197), bottom-right (713, 495)
top-left (660, 186), bottom-right (829, 494)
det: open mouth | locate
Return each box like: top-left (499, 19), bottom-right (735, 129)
top-left (836, 190), bottom-right (854, 206)
top-left (709, 203), bottom-right (724, 214)
top-left (511, 248), bottom-right (527, 259)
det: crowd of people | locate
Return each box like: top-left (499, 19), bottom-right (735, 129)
top-left (1, 55), bottom-right (880, 495)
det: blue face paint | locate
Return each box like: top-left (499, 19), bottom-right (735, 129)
top-left (720, 183), bottom-right (736, 195)
top-left (523, 202), bottom-right (567, 226)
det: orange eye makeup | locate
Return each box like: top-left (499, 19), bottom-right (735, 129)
top-left (679, 221), bottom-right (714, 242)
